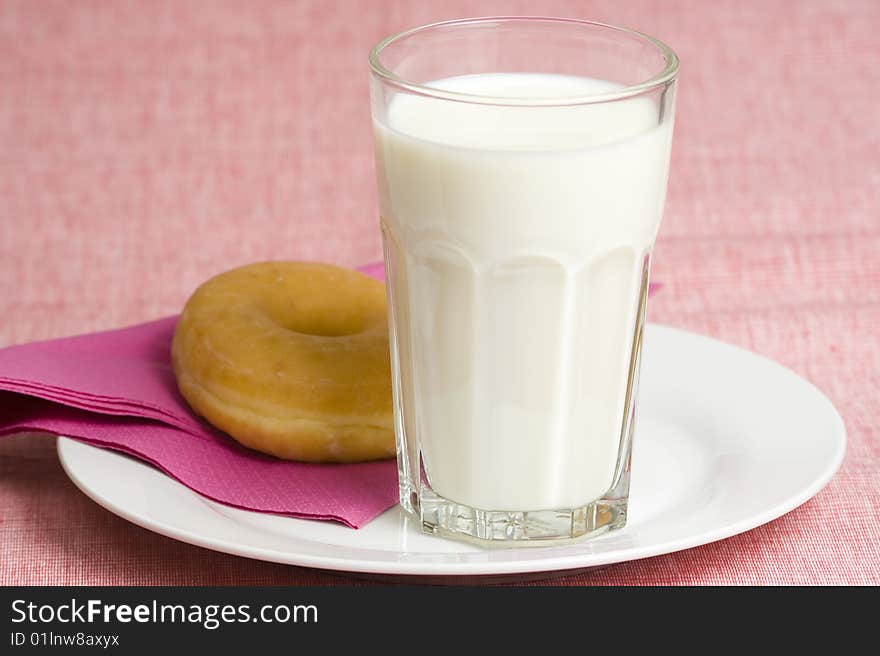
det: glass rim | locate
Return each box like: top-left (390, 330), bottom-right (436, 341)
top-left (369, 16), bottom-right (680, 107)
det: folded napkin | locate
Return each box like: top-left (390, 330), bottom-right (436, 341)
top-left (0, 264), bottom-right (399, 528)
top-left (0, 262), bottom-right (660, 528)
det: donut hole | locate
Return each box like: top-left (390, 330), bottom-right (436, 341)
top-left (281, 314), bottom-right (369, 338)
top-left (251, 266), bottom-right (383, 338)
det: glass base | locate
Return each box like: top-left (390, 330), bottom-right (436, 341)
top-left (414, 486), bottom-right (627, 547)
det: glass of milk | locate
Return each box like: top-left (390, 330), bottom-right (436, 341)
top-left (370, 17), bottom-right (678, 545)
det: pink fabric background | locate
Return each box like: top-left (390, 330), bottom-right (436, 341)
top-left (1, 0), bottom-right (877, 585)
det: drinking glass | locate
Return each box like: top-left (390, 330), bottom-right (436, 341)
top-left (370, 17), bottom-right (678, 545)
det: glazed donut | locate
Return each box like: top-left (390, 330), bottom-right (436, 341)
top-left (171, 261), bottom-right (395, 463)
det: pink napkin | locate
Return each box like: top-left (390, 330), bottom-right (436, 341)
top-left (0, 264), bottom-right (398, 528)
top-left (0, 262), bottom-right (660, 528)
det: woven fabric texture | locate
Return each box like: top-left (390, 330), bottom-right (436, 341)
top-left (0, 0), bottom-right (877, 585)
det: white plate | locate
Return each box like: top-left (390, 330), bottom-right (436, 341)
top-left (57, 324), bottom-right (845, 582)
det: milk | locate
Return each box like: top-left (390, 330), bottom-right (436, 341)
top-left (374, 73), bottom-right (674, 511)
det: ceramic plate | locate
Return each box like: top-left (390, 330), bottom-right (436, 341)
top-left (57, 324), bottom-right (846, 582)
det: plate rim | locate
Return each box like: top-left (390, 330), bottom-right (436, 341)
top-left (56, 324), bottom-right (847, 577)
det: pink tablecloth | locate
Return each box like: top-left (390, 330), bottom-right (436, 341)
top-left (1, 0), bottom-right (877, 585)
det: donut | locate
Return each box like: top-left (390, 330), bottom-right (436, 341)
top-left (171, 261), bottom-right (395, 463)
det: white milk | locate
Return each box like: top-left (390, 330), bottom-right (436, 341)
top-left (374, 74), bottom-right (673, 511)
